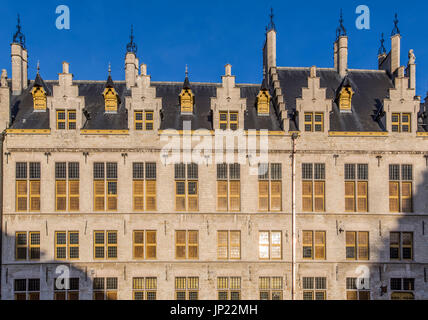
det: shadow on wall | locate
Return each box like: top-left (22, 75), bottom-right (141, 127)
top-left (364, 165), bottom-right (428, 300)
top-left (1, 232), bottom-right (97, 300)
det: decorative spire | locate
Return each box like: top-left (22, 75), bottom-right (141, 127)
top-left (36, 60), bottom-right (40, 74)
top-left (261, 71), bottom-right (268, 91)
top-left (183, 65), bottom-right (191, 89)
top-left (106, 63), bottom-right (114, 88)
top-left (391, 13), bottom-right (400, 36)
top-left (378, 33), bottom-right (386, 55)
top-left (12, 14), bottom-right (26, 48)
top-left (126, 24), bottom-right (137, 54)
top-left (336, 9), bottom-right (347, 40)
top-left (108, 62), bottom-right (111, 76)
top-left (267, 7), bottom-right (276, 31)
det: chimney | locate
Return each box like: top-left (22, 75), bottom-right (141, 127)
top-left (0, 69), bottom-right (10, 130)
top-left (11, 43), bottom-right (23, 95)
top-left (62, 61), bottom-right (69, 74)
top-left (141, 64), bottom-right (147, 76)
top-left (125, 25), bottom-right (138, 89)
top-left (11, 15), bottom-right (26, 95)
top-left (337, 36), bottom-right (348, 77)
top-left (406, 50), bottom-right (416, 89)
top-left (333, 42), bottom-right (338, 70)
top-left (225, 64), bottom-right (232, 76)
top-left (390, 14), bottom-right (401, 75)
top-left (263, 8), bottom-right (277, 79)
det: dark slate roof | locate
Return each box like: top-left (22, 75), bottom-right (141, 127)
top-left (418, 99), bottom-right (428, 132)
top-left (156, 82), bottom-right (217, 131)
top-left (240, 85), bottom-right (283, 131)
top-left (9, 80), bottom-right (54, 129)
top-left (79, 81), bottom-right (129, 130)
top-left (277, 68), bottom-right (394, 132)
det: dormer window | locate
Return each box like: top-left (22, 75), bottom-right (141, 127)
top-left (339, 86), bottom-right (354, 111)
top-left (103, 87), bottom-right (118, 112)
top-left (257, 90), bottom-right (270, 115)
top-left (219, 111), bottom-right (238, 131)
top-left (56, 110), bottom-right (76, 130)
top-left (179, 88), bottom-right (194, 114)
top-left (31, 86), bottom-right (47, 111)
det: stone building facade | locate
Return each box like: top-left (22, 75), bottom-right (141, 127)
top-left (0, 15), bottom-right (427, 300)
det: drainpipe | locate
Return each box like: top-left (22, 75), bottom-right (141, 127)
top-left (291, 132), bottom-right (298, 300)
top-left (0, 130), bottom-right (5, 299)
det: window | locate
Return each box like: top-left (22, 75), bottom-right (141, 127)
top-left (175, 163), bottom-right (198, 211)
top-left (94, 162), bottom-right (117, 211)
top-left (302, 230), bottom-right (326, 260)
top-left (390, 278), bottom-right (414, 300)
top-left (258, 163), bottom-right (282, 211)
top-left (14, 279), bottom-right (40, 300)
top-left (217, 277), bottom-right (241, 300)
top-left (93, 277), bottom-right (118, 300)
top-left (133, 277), bottom-right (157, 300)
top-left (94, 231), bottom-right (117, 259)
top-left (391, 113), bottom-right (411, 133)
top-left (346, 278), bottom-right (370, 300)
top-left (54, 278), bottom-right (79, 300)
top-left (344, 164), bottom-right (368, 212)
top-left (258, 231), bottom-right (282, 260)
top-left (390, 232), bottom-right (413, 260)
top-left (14, 231), bottom-right (41, 261)
top-left (56, 110), bottom-right (77, 130)
top-left (257, 89), bottom-right (270, 115)
top-left (302, 277), bottom-right (326, 300)
top-left (304, 112), bottom-right (323, 132)
top-left (217, 163), bottom-right (240, 211)
top-left (16, 162), bottom-right (40, 212)
top-left (175, 277), bottom-right (199, 300)
top-left (132, 162), bottom-right (157, 211)
top-left (133, 230), bottom-right (156, 259)
top-left (55, 162), bottom-right (79, 211)
top-left (134, 110), bottom-right (154, 131)
top-left (259, 277), bottom-right (283, 300)
top-left (389, 164), bottom-right (413, 212)
top-left (55, 231), bottom-right (79, 260)
top-left (217, 231), bottom-right (241, 260)
top-left (345, 231), bottom-right (369, 260)
top-left (175, 230), bottom-right (198, 259)
top-left (302, 163), bottom-right (325, 212)
top-left (219, 111), bottom-right (238, 130)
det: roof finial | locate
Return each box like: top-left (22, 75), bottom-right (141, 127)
top-left (108, 62), bottom-right (111, 76)
top-left (267, 7), bottom-right (276, 31)
top-left (13, 14), bottom-right (26, 48)
top-left (185, 64), bottom-right (188, 78)
top-left (391, 13), bottom-right (400, 36)
top-left (336, 9), bottom-right (347, 40)
top-left (37, 60), bottom-right (40, 74)
top-left (378, 33), bottom-right (386, 55)
top-left (126, 24), bottom-right (137, 54)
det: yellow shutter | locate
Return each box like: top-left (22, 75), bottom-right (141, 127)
top-left (175, 181), bottom-right (186, 211)
top-left (302, 181), bottom-right (313, 211)
top-left (344, 181), bottom-right (355, 212)
top-left (314, 181), bottom-right (325, 212)
top-left (175, 231), bottom-right (186, 259)
top-left (314, 231), bottom-right (326, 260)
top-left (146, 230), bottom-right (156, 259)
top-left (389, 181), bottom-right (399, 212)
top-left (187, 181), bottom-right (198, 211)
top-left (217, 231), bottom-right (228, 259)
top-left (133, 231), bottom-right (144, 259)
top-left (29, 180), bottom-right (40, 211)
top-left (270, 181), bottom-right (281, 211)
top-left (188, 231), bottom-right (198, 259)
top-left (94, 180), bottom-right (105, 211)
top-left (401, 182), bottom-right (412, 212)
top-left (56, 180), bottom-right (67, 211)
top-left (346, 231), bottom-right (356, 260)
top-left (16, 180), bottom-right (27, 211)
top-left (217, 181), bottom-right (228, 211)
top-left (229, 181), bottom-right (240, 211)
top-left (230, 231), bottom-right (241, 259)
top-left (107, 181), bottom-right (117, 211)
top-left (358, 232), bottom-right (369, 260)
top-left (133, 180), bottom-right (144, 211)
top-left (258, 181), bottom-right (269, 211)
top-left (69, 180), bottom-right (79, 211)
top-left (347, 291), bottom-right (358, 300)
top-left (302, 231), bottom-right (313, 259)
top-left (145, 180), bottom-right (156, 211)
top-left (357, 181), bottom-right (368, 212)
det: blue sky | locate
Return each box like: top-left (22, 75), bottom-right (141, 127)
top-left (0, 0), bottom-right (427, 98)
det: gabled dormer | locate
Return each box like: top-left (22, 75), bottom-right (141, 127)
top-left (31, 67), bottom-right (47, 111)
top-left (179, 67), bottom-right (194, 114)
top-left (257, 77), bottom-right (270, 116)
top-left (337, 77), bottom-right (354, 112)
top-left (103, 66), bottom-right (120, 113)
